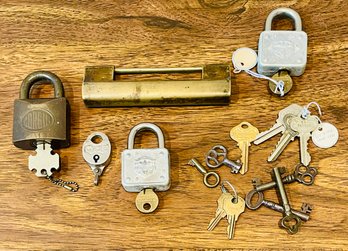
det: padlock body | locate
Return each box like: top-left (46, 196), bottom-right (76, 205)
top-left (13, 97), bottom-right (70, 150)
top-left (121, 148), bottom-right (170, 192)
top-left (257, 31), bottom-right (307, 76)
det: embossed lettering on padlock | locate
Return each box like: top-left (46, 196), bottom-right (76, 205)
top-left (257, 7), bottom-right (307, 76)
top-left (121, 123), bottom-right (170, 192)
top-left (13, 71), bottom-right (70, 150)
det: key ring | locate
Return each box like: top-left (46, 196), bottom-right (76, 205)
top-left (221, 180), bottom-right (238, 202)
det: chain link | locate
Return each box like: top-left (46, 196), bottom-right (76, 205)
top-left (46, 175), bottom-right (79, 192)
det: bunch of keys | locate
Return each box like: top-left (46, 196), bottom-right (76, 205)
top-left (208, 181), bottom-right (245, 239)
top-left (82, 132), bottom-right (112, 185)
top-left (245, 165), bottom-right (316, 234)
top-left (253, 102), bottom-right (339, 166)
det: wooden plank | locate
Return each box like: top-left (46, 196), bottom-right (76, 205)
top-left (0, 0), bottom-right (347, 249)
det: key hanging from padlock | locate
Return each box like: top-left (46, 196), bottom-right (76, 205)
top-left (257, 7), bottom-right (308, 95)
top-left (121, 123), bottom-right (170, 213)
top-left (12, 71), bottom-right (78, 192)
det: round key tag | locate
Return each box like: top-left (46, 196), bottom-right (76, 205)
top-left (312, 122), bottom-right (339, 148)
top-left (232, 47), bottom-right (258, 72)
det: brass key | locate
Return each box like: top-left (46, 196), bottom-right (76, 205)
top-left (268, 70), bottom-right (293, 96)
top-left (230, 122), bottom-right (259, 175)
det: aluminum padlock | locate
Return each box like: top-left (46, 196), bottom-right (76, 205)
top-left (121, 123), bottom-right (170, 192)
top-left (257, 7), bottom-right (307, 76)
top-left (13, 71), bottom-right (70, 150)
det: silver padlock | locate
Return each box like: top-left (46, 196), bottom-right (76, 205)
top-left (82, 132), bottom-right (112, 185)
top-left (257, 7), bottom-right (307, 77)
top-left (121, 123), bottom-right (170, 193)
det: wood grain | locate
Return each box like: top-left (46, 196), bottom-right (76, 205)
top-left (0, 0), bottom-right (347, 250)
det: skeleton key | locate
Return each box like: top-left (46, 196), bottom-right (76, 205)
top-left (272, 167), bottom-right (301, 234)
top-left (290, 115), bottom-right (319, 166)
top-left (230, 122), bottom-right (259, 174)
top-left (254, 104), bottom-right (302, 145)
top-left (268, 114), bottom-right (298, 162)
top-left (206, 145), bottom-right (242, 173)
top-left (245, 189), bottom-right (311, 222)
top-left (253, 164), bottom-right (318, 192)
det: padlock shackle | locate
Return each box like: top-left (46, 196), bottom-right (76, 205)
top-left (265, 7), bottom-right (302, 31)
top-left (20, 71), bottom-right (64, 99)
top-left (127, 123), bottom-right (165, 149)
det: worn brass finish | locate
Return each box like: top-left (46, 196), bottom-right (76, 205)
top-left (268, 70), bottom-right (293, 96)
top-left (13, 71), bottom-right (70, 150)
top-left (82, 64), bottom-right (231, 107)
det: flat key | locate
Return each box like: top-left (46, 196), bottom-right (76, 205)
top-left (254, 104), bottom-right (302, 145)
top-left (230, 122), bottom-right (259, 175)
top-left (290, 115), bottom-right (319, 166)
top-left (223, 196), bottom-right (245, 239)
top-left (207, 193), bottom-right (229, 231)
top-left (268, 114), bottom-right (298, 162)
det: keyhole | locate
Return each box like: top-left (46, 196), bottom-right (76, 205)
top-left (93, 154), bottom-right (100, 163)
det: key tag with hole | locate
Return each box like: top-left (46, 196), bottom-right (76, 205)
top-left (312, 122), bottom-right (339, 149)
top-left (301, 102), bottom-right (339, 149)
top-left (83, 132), bottom-right (112, 185)
top-left (232, 47), bottom-right (258, 73)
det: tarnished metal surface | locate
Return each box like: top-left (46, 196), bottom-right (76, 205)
top-left (82, 64), bottom-right (231, 107)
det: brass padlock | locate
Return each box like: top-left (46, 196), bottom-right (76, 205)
top-left (82, 64), bottom-right (231, 107)
top-left (13, 71), bottom-right (70, 150)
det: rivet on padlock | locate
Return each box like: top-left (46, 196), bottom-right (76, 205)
top-left (121, 123), bottom-right (170, 213)
top-left (257, 7), bottom-right (307, 77)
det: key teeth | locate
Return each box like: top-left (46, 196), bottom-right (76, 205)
top-left (302, 139), bottom-right (311, 166)
top-left (268, 136), bottom-right (284, 162)
top-left (301, 203), bottom-right (313, 214)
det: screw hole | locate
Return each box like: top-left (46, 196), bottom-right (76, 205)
top-left (91, 135), bottom-right (103, 144)
top-left (41, 169), bottom-right (47, 175)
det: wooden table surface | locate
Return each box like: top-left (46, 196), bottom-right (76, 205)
top-left (0, 1), bottom-right (347, 250)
